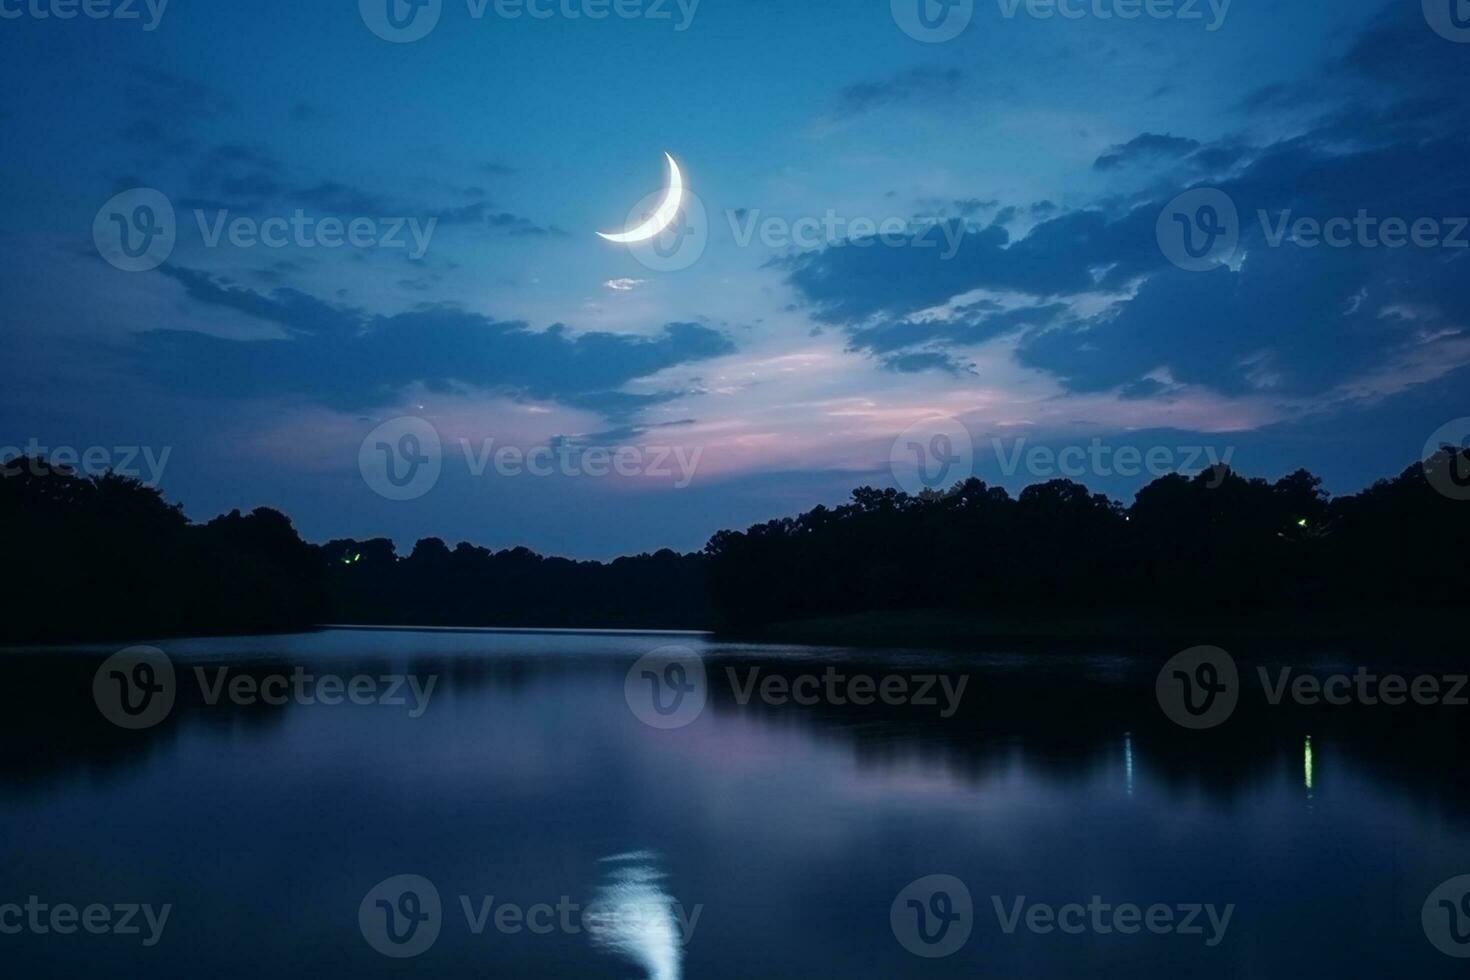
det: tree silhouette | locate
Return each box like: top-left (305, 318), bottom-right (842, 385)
top-left (3, 447), bottom-right (1466, 643)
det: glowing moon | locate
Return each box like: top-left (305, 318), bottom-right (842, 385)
top-left (598, 153), bottom-right (684, 244)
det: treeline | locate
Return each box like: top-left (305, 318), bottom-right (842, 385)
top-left (2, 458), bottom-right (325, 642)
top-left (704, 451), bottom-right (1470, 630)
top-left (3, 450), bottom-right (1468, 644)
top-left (0, 456), bottom-right (706, 643)
top-left (317, 537), bottom-right (708, 629)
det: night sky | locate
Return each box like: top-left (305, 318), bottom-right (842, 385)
top-left (3, 0), bottom-right (1468, 557)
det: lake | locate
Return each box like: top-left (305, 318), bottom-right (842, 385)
top-left (1, 628), bottom-right (1467, 977)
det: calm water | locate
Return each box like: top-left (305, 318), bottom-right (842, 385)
top-left (1, 628), bottom-right (1468, 978)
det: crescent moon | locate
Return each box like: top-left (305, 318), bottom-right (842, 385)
top-left (597, 153), bottom-right (684, 244)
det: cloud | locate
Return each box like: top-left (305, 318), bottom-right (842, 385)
top-left (1093, 133), bottom-right (1201, 171)
top-left (170, 142), bottom-right (558, 235)
top-left (880, 351), bottom-right (974, 375)
top-left (604, 278), bottom-right (650, 292)
top-left (126, 65), bottom-right (233, 121)
top-left (778, 3), bottom-right (1470, 407)
top-left (430, 202), bottom-right (563, 235)
top-left (955, 198), bottom-right (999, 217)
top-left (114, 66), bottom-right (232, 158)
top-left (844, 303), bottom-right (1066, 357)
top-left (130, 268), bottom-right (736, 417)
top-left (557, 418), bottom-right (698, 447)
top-left (190, 143), bottom-right (287, 201)
top-left (836, 67), bottom-right (965, 116)
top-left (294, 180), bottom-right (395, 215)
top-left (117, 118), bottom-right (194, 155)
top-left (779, 210), bottom-right (1163, 325)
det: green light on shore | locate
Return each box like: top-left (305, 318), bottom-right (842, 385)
top-left (1304, 735), bottom-right (1314, 794)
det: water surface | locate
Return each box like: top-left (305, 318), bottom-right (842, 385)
top-left (1, 629), bottom-right (1465, 977)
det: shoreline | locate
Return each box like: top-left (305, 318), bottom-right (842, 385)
top-left (711, 607), bottom-right (1469, 652)
top-left (5, 606), bottom-right (1462, 653)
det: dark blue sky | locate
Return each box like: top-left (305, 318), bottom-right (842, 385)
top-left (2, 0), bottom-right (1468, 557)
